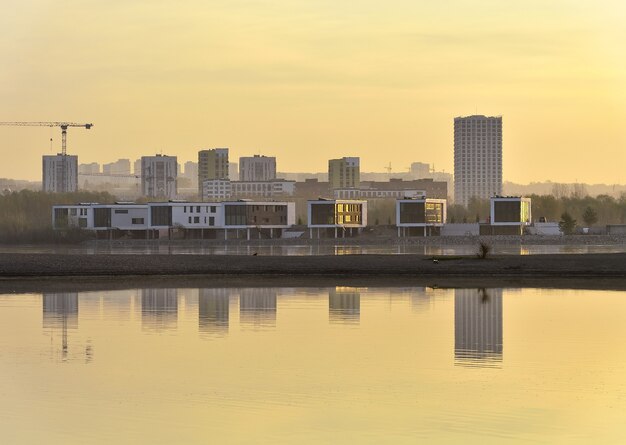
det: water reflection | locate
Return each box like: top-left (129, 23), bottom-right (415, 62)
top-left (198, 288), bottom-right (230, 335)
top-left (4, 243), bottom-right (626, 256)
top-left (141, 288), bottom-right (178, 331)
top-left (329, 287), bottom-right (360, 324)
top-left (239, 288), bottom-right (277, 328)
top-left (42, 292), bottom-right (93, 362)
top-left (454, 288), bottom-right (503, 367)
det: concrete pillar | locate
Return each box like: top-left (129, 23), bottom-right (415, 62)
top-left (270, 228), bottom-right (273, 239)
top-left (247, 228), bottom-right (250, 240)
top-left (309, 228), bottom-right (312, 239)
top-left (334, 227), bottom-right (337, 239)
top-left (224, 229), bottom-right (228, 241)
top-left (397, 227), bottom-right (400, 237)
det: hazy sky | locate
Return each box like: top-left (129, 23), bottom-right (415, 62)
top-left (2, 1), bottom-right (626, 183)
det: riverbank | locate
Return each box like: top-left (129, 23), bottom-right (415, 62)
top-left (1, 252), bottom-right (625, 280)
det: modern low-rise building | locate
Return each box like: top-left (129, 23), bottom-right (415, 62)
top-left (396, 198), bottom-right (447, 236)
top-left (480, 196), bottom-right (531, 235)
top-left (307, 199), bottom-right (367, 238)
top-left (52, 202), bottom-right (149, 237)
top-left (52, 200), bottom-right (295, 240)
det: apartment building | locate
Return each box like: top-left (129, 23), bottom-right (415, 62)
top-left (43, 155), bottom-right (78, 193)
top-left (239, 155), bottom-right (276, 182)
top-left (141, 154), bottom-right (177, 199)
top-left (329, 157), bottom-right (360, 190)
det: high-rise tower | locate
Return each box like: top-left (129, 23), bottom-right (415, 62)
top-left (454, 115), bottom-right (502, 206)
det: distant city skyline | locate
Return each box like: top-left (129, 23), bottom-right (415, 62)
top-left (2, 1), bottom-right (626, 184)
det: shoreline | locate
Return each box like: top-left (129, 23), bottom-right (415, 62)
top-left (1, 234), bottom-right (626, 249)
top-left (1, 252), bottom-right (625, 280)
top-left (3, 274), bottom-right (626, 293)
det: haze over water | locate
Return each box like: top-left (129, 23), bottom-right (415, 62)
top-left (1, 286), bottom-right (625, 444)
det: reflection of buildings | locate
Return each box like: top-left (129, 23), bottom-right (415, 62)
top-left (329, 287), bottom-right (360, 324)
top-left (141, 289), bottom-right (178, 331)
top-left (42, 292), bottom-right (81, 360)
top-left (454, 289), bottom-right (503, 365)
top-left (43, 292), bottom-right (78, 329)
top-left (199, 288), bottom-right (230, 335)
top-left (239, 288), bottom-right (277, 327)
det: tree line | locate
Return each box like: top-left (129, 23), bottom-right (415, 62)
top-left (0, 190), bottom-right (115, 243)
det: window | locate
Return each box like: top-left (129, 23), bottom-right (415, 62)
top-left (210, 206), bottom-right (216, 212)
top-left (196, 206), bottom-right (201, 213)
top-left (70, 208), bottom-right (77, 216)
top-left (194, 217), bottom-right (200, 223)
top-left (78, 218), bottom-right (87, 228)
top-left (114, 209), bottom-right (128, 214)
top-left (184, 206), bottom-right (187, 213)
top-left (209, 217), bottom-right (214, 226)
top-left (188, 217), bottom-right (192, 223)
top-left (132, 218), bottom-right (144, 225)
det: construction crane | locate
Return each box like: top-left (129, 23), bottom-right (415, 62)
top-left (0, 122), bottom-right (93, 155)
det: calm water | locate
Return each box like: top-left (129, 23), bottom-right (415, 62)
top-left (1, 286), bottom-right (626, 444)
top-left (2, 243), bottom-right (626, 256)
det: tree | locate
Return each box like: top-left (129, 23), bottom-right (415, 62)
top-left (582, 206), bottom-right (598, 227)
top-left (558, 212), bottom-right (577, 235)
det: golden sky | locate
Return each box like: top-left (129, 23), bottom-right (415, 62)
top-left (2, 1), bottom-right (626, 183)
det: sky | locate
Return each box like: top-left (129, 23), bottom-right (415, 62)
top-left (1, 0), bottom-right (626, 183)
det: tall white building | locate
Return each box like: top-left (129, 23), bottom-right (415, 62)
top-left (454, 115), bottom-right (502, 206)
top-left (141, 154), bottom-right (177, 199)
top-left (42, 155), bottom-right (78, 193)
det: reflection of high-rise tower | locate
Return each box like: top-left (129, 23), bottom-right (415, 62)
top-left (454, 289), bottom-right (503, 365)
top-left (329, 287), bottom-right (360, 324)
top-left (141, 289), bottom-right (178, 331)
top-left (239, 288), bottom-right (277, 328)
top-left (43, 292), bottom-right (78, 329)
top-left (199, 288), bottom-right (230, 335)
top-left (43, 292), bottom-right (79, 359)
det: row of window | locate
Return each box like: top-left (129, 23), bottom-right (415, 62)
top-left (187, 216), bottom-right (216, 225)
top-left (183, 206), bottom-right (217, 213)
top-left (70, 208), bottom-right (88, 216)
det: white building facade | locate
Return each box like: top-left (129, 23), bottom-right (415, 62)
top-left (454, 115), bottom-right (502, 206)
top-left (202, 179), bottom-right (295, 201)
